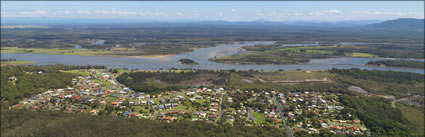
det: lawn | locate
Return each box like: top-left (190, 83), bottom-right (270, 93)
top-left (252, 112), bottom-right (266, 124)
top-left (106, 97), bottom-right (118, 101)
top-left (93, 79), bottom-right (114, 87)
top-left (397, 103), bottom-right (424, 136)
top-left (153, 99), bottom-right (160, 105)
top-left (132, 106), bottom-right (150, 113)
top-left (175, 103), bottom-right (196, 111)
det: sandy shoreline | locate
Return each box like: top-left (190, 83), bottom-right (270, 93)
top-left (129, 54), bottom-right (174, 61)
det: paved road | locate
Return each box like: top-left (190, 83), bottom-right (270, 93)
top-left (219, 94), bottom-right (227, 121)
top-left (151, 111), bottom-right (159, 120)
top-left (248, 107), bottom-right (256, 121)
top-left (274, 95), bottom-right (293, 137)
top-left (391, 95), bottom-right (420, 108)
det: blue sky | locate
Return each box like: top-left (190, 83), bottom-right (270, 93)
top-left (1, 1), bottom-right (423, 21)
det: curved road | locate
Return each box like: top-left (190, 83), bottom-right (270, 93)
top-left (391, 95), bottom-right (420, 108)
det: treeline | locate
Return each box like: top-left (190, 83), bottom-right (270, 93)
top-left (329, 68), bottom-right (424, 84)
top-left (291, 93), bottom-right (422, 137)
top-left (366, 60), bottom-right (424, 69)
top-left (339, 94), bottom-right (421, 137)
top-left (1, 109), bottom-right (287, 137)
top-left (0, 58), bottom-right (17, 62)
top-left (117, 70), bottom-right (230, 93)
top-left (3, 64), bottom-right (105, 73)
top-left (178, 58), bottom-right (199, 65)
top-left (1, 65), bottom-right (104, 105)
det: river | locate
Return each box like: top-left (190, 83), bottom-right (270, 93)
top-left (1, 41), bottom-right (424, 74)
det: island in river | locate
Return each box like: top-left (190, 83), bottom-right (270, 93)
top-left (209, 43), bottom-right (423, 65)
top-left (366, 60), bottom-right (424, 69)
top-left (178, 58), bottom-right (199, 65)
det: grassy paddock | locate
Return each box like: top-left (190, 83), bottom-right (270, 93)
top-left (0, 60), bottom-right (33, 66)
top-left (346, 52), bottom-right (377, 57)
top-left (397, 103), bottom-right (424, 136)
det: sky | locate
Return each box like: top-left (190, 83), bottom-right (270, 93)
top-left (1, 1), bottom-right (424, 21)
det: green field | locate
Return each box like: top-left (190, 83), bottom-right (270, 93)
top-left (0, 60), bottom-right (33, 66)
top-left (255, 71), bottom-right (335, 81)
top-left (93, 79), bottom-right (114, 87)
top-left (336, 76), bottom-right (424, 97)
top-left (252, 112), bottom-right (266, 124)
top-left (227, 71), bottom-right (336, 90)
top-left (210, 43), bottom-right (423, 65)
top-left (0, 47), bottom-right (172, 57)
top-left (397, 103), bottom-right (424, 136)
top-left (346, 52), bottom-right (377, 57)
top-left (1, 47), bottom-right (118, 56)
top-left (63, 70), bottom-right (92, 76)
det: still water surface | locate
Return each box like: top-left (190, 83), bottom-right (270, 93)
top-left (2, 41), bottom-right (424, 74)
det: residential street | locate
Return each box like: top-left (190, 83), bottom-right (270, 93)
top-left (219, 94), bottom-right (227, 121)
top-left (274, 95), bottom-right (293, 137)
top-left (248, 108), bottom-right (256, 121)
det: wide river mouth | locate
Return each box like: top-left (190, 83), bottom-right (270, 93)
top-left (1, 41), bottom-right (424, 74)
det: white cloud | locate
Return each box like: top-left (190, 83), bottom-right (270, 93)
top-left (176, 12), bottom-right (183, 16)
top-left (77, 10), bottom-right (91, 14)
top-left (288, 12), bottom-right (304, 16)
top-left (192, 13), bottom-right (201, 17)
top-left (0, 11), bottom-right (7, 14)
top-left (19, 10), bottom-right (48, 15)
top-left (138, 11), bottom-right (165, 17)
top-left (95, 10), bottom-right (137, 15)
top-left (327, 10), bottom-right (342, 14)
top-left (218, 12), bottom-right (223, 17)
top-left (351, 11), bottom-right (407, 16)
top-left (310, 9), bottom-right (343, 17)
top-left (269, 11), bottom-right (283, 17)
top-left (56, 10), bottom-right (72, 14)
top-left (255, 10), bottom-right (264, 16)
top-left (306, 10), bottom-right (345, 19)
top-left (231, 9), bottom-right (237, 12)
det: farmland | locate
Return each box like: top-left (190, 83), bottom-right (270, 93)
top-left (210, 44), bottom-right (423, 65)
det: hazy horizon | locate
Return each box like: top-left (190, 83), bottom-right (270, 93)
top-left (1, 1), bottom-right (424, 22)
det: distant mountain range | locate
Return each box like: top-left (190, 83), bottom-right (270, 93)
top-left (1, 17), bottom-right (423, 34)
top-left (1, 17), bottom-right (381, 27)
top-left (362, 18), bottom-right (424, 32)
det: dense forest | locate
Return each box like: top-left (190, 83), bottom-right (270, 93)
top-left (0, 58), bottom-right (18, 62)
top-left (329, 68), bottom-right (424, 84)
top-left (117, 70), bottom-right (230, 93)
top-left (339, 95), bottom-right (416, 136)
top-left (1, 65), bottom-right (105, 105)
top-left (1, 109), bottom-right (287, 137)
top-left (366, 60), bottom-right (424, 69)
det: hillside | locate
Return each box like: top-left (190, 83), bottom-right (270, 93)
top-left (362, 18), bottom-right (424, 33)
